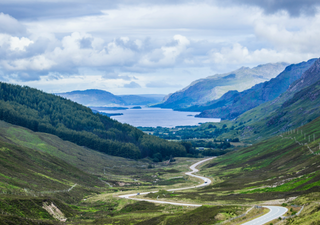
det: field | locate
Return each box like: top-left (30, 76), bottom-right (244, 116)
top-left (2, 116), bottom-right (320, 224)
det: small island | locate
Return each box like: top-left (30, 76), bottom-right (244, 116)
top-left (131, 106), bottom-right (142, 109)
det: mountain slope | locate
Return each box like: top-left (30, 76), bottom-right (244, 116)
top-left (56, 89), bottom-right (126, 106)
top-left (154, 62), bottom-right (288, 109)
top-left (198, 115), bottom-right (320, 201)
top-left (193, 58), bottom-right (316, 119)
top-left (0, 120), bottom-right (149, 175)
top-left (56, 89), bottom-right (165, 106)
top-left (0, 138), bottom-right (104, 195)
top-left (148, 115), bottom-right (320, 206)
top-left (218, 57), bottom-right (320, 142)
top-left (0, 82), bottom-right (186, 159)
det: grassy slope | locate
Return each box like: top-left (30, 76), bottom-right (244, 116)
top-left (231, 79), bottom-right (320, 143)
top-left (0, 136), bottom-right (105, 194)
top-left (0, 131), bottom-right (108, 223)
top-left (0, 120), bottom-right (206, 224)
top-left (0, 120), bottom-right (150, 175)
top-left (0, 120), bottom-right (201, 188)
top-left (141, 115), bottom-right (320, 206)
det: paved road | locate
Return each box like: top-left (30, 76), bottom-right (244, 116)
top-left (118, 157), bottom-right (288, 224)
top-left (242, 206), bottom-right (288, 225)
top-left (118, 157), bottom-right (214, 206)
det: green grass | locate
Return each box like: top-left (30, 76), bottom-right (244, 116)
top-left (4, 111), bottom-right (320, 224)
top-left (241, 173), bottom-right (317, 194)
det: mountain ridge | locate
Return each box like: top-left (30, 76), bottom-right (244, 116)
top-left (56, 89), bottom-right (165, 106)
top-left (153, 62), bottom-right (289, 109)
top-left (220, 57), bottom-right (320, 142)
top-left (193, 58), bottom-right (317, 119)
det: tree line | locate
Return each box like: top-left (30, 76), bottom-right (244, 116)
top-left (0, 82), bottom-right (186, 159)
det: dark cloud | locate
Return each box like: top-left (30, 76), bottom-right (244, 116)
top-left (123, 81), bottom-right (141, 88)
top-left (225, 0), bottom-right (320, 17)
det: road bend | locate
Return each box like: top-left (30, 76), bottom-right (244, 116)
top-left (241, 206), bottom-right (288, 225)
top-left (118, 157), bottom-right (288, 224)
top-left (118, 157), bottom-right (214, 206)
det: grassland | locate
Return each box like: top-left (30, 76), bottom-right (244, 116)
top-left (3, 114), bottom-right (320, 224)
top-left (0, 120), bottom-right (210, 224)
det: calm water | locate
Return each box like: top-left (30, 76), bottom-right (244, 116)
top-left (99, 107), bottom-right (220, 128)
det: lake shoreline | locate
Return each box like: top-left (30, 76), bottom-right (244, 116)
top-left (98, 107), bottom-right (220, 128)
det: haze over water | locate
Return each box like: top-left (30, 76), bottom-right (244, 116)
top-left (100, 107), bottom-right (220, 128)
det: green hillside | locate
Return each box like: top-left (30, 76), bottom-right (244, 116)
top-left (0, 121), bottom-right (204, 224)
top-left (0, 82), bottom-right (186, 159)
top-left (192, 58), bottom-right (316, 120)
top-left (144, 115), bottom-right (320, 205)
top-left (228, 58), bottom-right (320, 142)
top-left (0, 120), bottom-right (152, 175)
top-left (0, 136), bottom-right (106, 194)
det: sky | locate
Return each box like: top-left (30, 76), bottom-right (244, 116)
top-left (0, 0), bottom-right (320, 95)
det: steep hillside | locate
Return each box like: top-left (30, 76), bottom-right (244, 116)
top-left (0, 138), bottom-right (104, 198)
top-left (57, 89), bottom-right (164, 106)
top-left (194, 58), bottom-right (316, 119)
top-left (148, 115), bottom-right (320, 205)
top-left (154, 62), bottom-right (288, 109)
top-left (0, 120), bottom-right (149, 175)
top-left (211, 57), bottom-right (320, 142)
top-left (0, 82), bottom-right (186, 159)
top-left (201, 115), bottom-right (320, 201)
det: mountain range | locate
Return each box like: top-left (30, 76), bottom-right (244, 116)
top-left (218, 57), bottom-right (320, 142)
top-left (56, 89), bottom-right (165, 106)
top-left (154, 62), bottom-right (288, 109)
top-left (192, 58), bottom-right (317, 119)
top-left (2, 58), bottom-right (320, 224)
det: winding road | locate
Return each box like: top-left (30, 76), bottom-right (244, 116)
top-left (242, 206), bottom-right (288, 225)
top-left (118, 157), bottom-right (288, 224)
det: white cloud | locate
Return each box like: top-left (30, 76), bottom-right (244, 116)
top-left (0, 2), bottom-right (320, 94)
top-left (10, 37), bottom-right (33, 51)
top-left (2, 55), bottom-right (56, 71)
top-left (0, 13), bottom-right (26, 35)
top-left (139, 35), bottom-right (190, 67)
top-left (122, 81), bottom-right (141, 88)
top-left (254, 18), bottom-right (320, 53)
top-left (209, 42), bottom-right (319, 66)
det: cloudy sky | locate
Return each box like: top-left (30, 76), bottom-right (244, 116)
top-left (0, 0), bottom-right (320, 94)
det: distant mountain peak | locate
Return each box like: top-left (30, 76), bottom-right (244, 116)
top-left (154, 62), bottom-right (289, 109)
top-left (56, 89), bottom-right (164, 106)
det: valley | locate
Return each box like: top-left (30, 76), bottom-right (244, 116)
top-left (2, 1), bottom-right (320, 224)
top-left (1, 58), bottom-right (320, 224)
